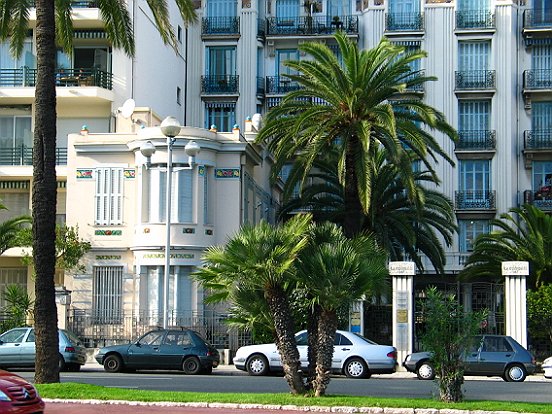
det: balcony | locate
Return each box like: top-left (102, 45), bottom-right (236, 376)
top-left (201, 17), bottom-right (240, 37)
top-left (200, 75), bottom-right (239, 95)
top-left (523, 69), bottom-right (552, 92)
top-left (265, 76), bottom-right (301, 94)
top-left (455, 190), bottom-right (496, 211)
top-left (266, 15), bottom-right (358, 37)
top-left (523, 189), bottom-right (552, 211)
top-left (0, 67), bottom-right (113, 89)
top-left (524, 130), bottom-right (552, 150)
top-left (523, 10), bottom-right (552, 31)
top-left (455, 70), bottom-right (495, 93)
top-left (455, 10), bottom-right (495, 31)
top-left (455, 130), bottom-right (496, 153)
top-left (0, 146), bottom-right (67, 166)
top-left (385, 12), bottom-right (424, 33)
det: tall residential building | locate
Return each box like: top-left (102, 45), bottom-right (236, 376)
top-left (0, 0), bottom-right (549, 348)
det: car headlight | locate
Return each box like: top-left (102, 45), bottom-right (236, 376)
top-left (0, 390), bottom-right (12, 402)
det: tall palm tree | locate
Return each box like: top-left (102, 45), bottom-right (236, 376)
top-left (296, 222), bottom-right (388, 396)
top-left (280, 147), bottom-right (456, 273)
top-left (0, 0), bottom-right (196, 383)
top-left (460, 204), bottom-right (552, 289)
top-left (257, 32), bottom-right (456, 238)
top-left (193, 214), bottom-right (312, 395)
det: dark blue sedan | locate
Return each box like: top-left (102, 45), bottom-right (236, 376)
top-left (95, 329), bottom-right (220, 374)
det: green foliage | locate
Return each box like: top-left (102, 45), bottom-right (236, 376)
top-left (527, 284), bottom-right (552, 346)
top-left (461, 204), bottom-right (552, 289)
top-left (419, 287), bottom-right (487, 403)
top-left (0, 202), bottom-right (31, 255)
top-left (1, 284), bottom-right (34, 331)
top-left (18, 225), bottom-right (91, 274)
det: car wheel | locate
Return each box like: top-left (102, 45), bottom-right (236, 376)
top-left (246, 354), bottom-right (269, 376)
top-left (344, 357), bottom-right (370, 379)
top-left (504, 364), bottom-right (527, 382)
top-left (182, 357), bottom-right (201, 375)
top-left (416, 361), bottom-right (435, 380)
top-left (58, 355), bottom-right (66, 372)
top-left (103, 354), bottom-right (124, 373)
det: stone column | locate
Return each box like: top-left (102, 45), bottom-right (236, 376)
top-left (502, 261), bottom-right (529, 348)
top-left (390, 261), bottom-right (415, 370)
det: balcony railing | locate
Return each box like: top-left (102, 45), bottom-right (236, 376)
top-left (266, 76), bottom-right (301, 94)
top-left (524, 70), bottom-right (552, 90)
top-left (455, 190), bottom-right (496, 210)
top-left (456, 130), bottom-right (496, 151)
top-left (524, 130), bottom-right (552, 150)
top-left (32, 1), bottom-right (98, 6)
top-left (455, 70), bottom-right (495, 90)
top-left (266, 15), bottom-right (358, 36)
top-left (523, 10), bottom-right (552, 29)
top-left (0, 67), bottom-right (113, 89)
top-left (200, 75), bottom-right (239, 94)
top-left (0, 146), bottom-right (67, 166)
top-left (524, 189), bottom-right (552, 211)
top-left (455, 10), bottom-right (495, 30)
top-left (385, 12), bottom-right (424, 31)
top-left (404, 71), bottom-right (425, 93)
top-left (201, 17), bottom-right (240, 35)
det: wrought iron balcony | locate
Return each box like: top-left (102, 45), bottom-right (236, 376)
top-left (455, 190), bottom-right (496, 210)
top-left (201, 17), bottom-right (240, 35)
top-left (455, 10), bottom-right (495, 30)
top-left (523, 70), bottom-right (552, 90)
top-left (523, 10), bottom-right (552, 29)
top-left (456, 130), bottom-right (496, 151)
top-left (200, 75), bottom-right (239, 94)
top-left (266, 76), bottom-right (301, 94)
top-left (0, 67), bottom-right (113, 89)
top-left (524, 189), bottom-right (552, 211)
top-left (266, 15), bottom-right (358, 36)
top-left (32, 1), bottom-right (98, 6)
top-left (403, 71), bottom-right (425, 93)
top-left (385, 12), bottom-right (424, 32)
top-left (524, 130), bottom-right (552, 150)
top-left (0, 146), bottom-right (67, 166)
top-left (455, 70), bottom-right (495, 90)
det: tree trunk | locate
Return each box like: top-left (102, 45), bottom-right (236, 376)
top-left (305, 303), bottom-right (320, 391)
top-left (437, 366), bottom-right (464, 402)
top-left (313, 308), bottom-right (338, 397)
top-left (266, 286), bottom-right (305, 394)
top-left (343, 139), bottom-right (364, 238)
top-left (33, 0), bottom-right (60, 384)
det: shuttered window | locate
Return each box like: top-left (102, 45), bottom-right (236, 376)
top-left (389, 0), bottom-right (419, 14)
top-left (458, 41), bottom-right (490, 71)
top-left (92, 266), bottom-right (123, 323)
top-left (95, 167), bottom-right (123, 225)
top-left (147, 167), bottom-right (193, 224)
top-left (459, 160), bottom-right (491, 193)
top-left (206, 0), bottom-right (237, 17)
top-left (276, 0), bottom-right (299, 19)
top-left (459, 220), bottom-right (489, 252)
top-left (459, 100), bottom-right (490, 131)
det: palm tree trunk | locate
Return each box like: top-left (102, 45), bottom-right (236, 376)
top-left (343, 140), bottom-right (364, 238)
top-left (33, 0), bottom-right (60, 384)
top-left (305, 303), bottom-right (320, 390)
top-left (313, 308), bottom-right (338, 397)
top-left (266, 286), bottom-right (305, 394)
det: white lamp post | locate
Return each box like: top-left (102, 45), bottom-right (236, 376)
top-left (141, 116), bottom-right (200, 329)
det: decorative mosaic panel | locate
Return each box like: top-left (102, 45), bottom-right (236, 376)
top-left (198, 165), bottom-right (205, 176)
top-left (205, 229), bottom-right (213, 235)
top-left (95, 255), bottom-right (122, 260)
top-left (76, 169), bottom-right (93, 179)
top-left (94, 229), bottom-right (122, 236)
top-left (183, 228), bottom-right (195, 234)
top-left (215, 168), bottom-right (240, 179)
top-left (143, 253), bottom-right (195, 259)
top-left (124, 169), bottom-right (136, 179)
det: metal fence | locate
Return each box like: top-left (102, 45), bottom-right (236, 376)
top-left (67, 309), bottom-right (253, 351)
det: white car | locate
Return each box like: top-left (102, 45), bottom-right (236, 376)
top-left (543, 356), bottom-right (552, 379)
top-left (233, 330), bottom-right (397, 379)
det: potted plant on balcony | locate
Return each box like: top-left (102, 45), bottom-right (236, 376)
top-left (303, 0), bottom-right (321, 33)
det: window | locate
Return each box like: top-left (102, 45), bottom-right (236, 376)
top-left (146, 167), bottom-right (193, 223)
top-left (0, 187), bottom-right (30, 222)
top-left (457, 0), bottom-right (488, 11)
top-left (139, 266), bottom-right (194, 316)
top-left (459, 160), bottom-right (491, 207)
top-left (276, 0), bottom-right (300, 19)
top-left (0, 116), bottom-right (32, 151)
top-left (177, 86), bottom-right (182, 105)
top-left (0, 268), bottom-right (26, 309)
top-left (165, 331), bottom-right (193, 346)
top-left (533, 161), bottom-right (552, 192)
top-left (57, 47), bottom-right (110, 72)
top-left (328, 0), bottom-right (350, 17)
top-left (459, 100), bottom-right (490, 131)
top-left (534, 0), bottom-right (552, 24)
top-left (0, 39), bottom-right (34, 85)
top-left (458, 41), bottom-right (490, 72)
top-left (95, 167), bottom-right (123, 225)
top-left (138, 331), bottom-right (164, 346)
top-left (205, 103), bottom-right (236, 132)
top-left (276, 49), bottom-right (299, 78)
top-left (532, 45), bottom-right (552, 87)
top-left (206, 46), bottom-right (236, 77)
top-left (206, 0), bottom-right (237, 17)
top-left (0, 328), bottom-right (26, 343)
top-left (532, 101), bottom-right (552, 134)
top-left (389, 0), bottom-right (420, 14)
top-left (93, 266), bottom-right (123, 323)
top-left (459, 219), bottom-right (489, 252)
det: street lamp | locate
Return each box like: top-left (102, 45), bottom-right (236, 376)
top-left (141, 116), bottom-right (200, 329)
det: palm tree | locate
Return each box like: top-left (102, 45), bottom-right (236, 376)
top-left (0, 209), bottom-right (31, 255)
top-left (295, 222), bottom-right (388, 396)
top-left (460, 204), bottom-right (552, 289)
top-left (0, 0), bottom-right (196, 383)
top-left (257, 32), bottom-right (456, 238)
top-left (193, 214), bottom-right (312, 395)
top-left (280, 147), bottom-right (456, 273)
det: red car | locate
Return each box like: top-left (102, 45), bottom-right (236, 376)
top-left (0, 370), bottom-right (44, 413)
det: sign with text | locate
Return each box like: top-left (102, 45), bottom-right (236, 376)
top-left (389, 261), bottom-right (415, 276)
top-left (501, 261), bottom-right (529, 276)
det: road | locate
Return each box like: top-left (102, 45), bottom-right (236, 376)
top-left (15, 365), bottom-right (552, 404)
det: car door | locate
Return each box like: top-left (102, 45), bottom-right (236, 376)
top-left (0, 328), bottom-right (29, 366)
top-left (126, 331), bottom-right (165, 369)
top-left (477, 335), bottom-right (515, 375)
top-left (463, 335), bottom-right (483, 374)
top-left (158, 331), bottom-right (195, 368)
top-left (19, 329), bottom-right (37, 366)
top-left (332, 333), bottom-right (354, 370)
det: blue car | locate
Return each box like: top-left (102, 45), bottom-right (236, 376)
top-left (0, 326), bottom-right (87, 371)
top-left (95, 329), bottom-right (220, 374)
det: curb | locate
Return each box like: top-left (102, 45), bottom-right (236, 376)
top-left (43, 399), bottom-right (537, 414)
